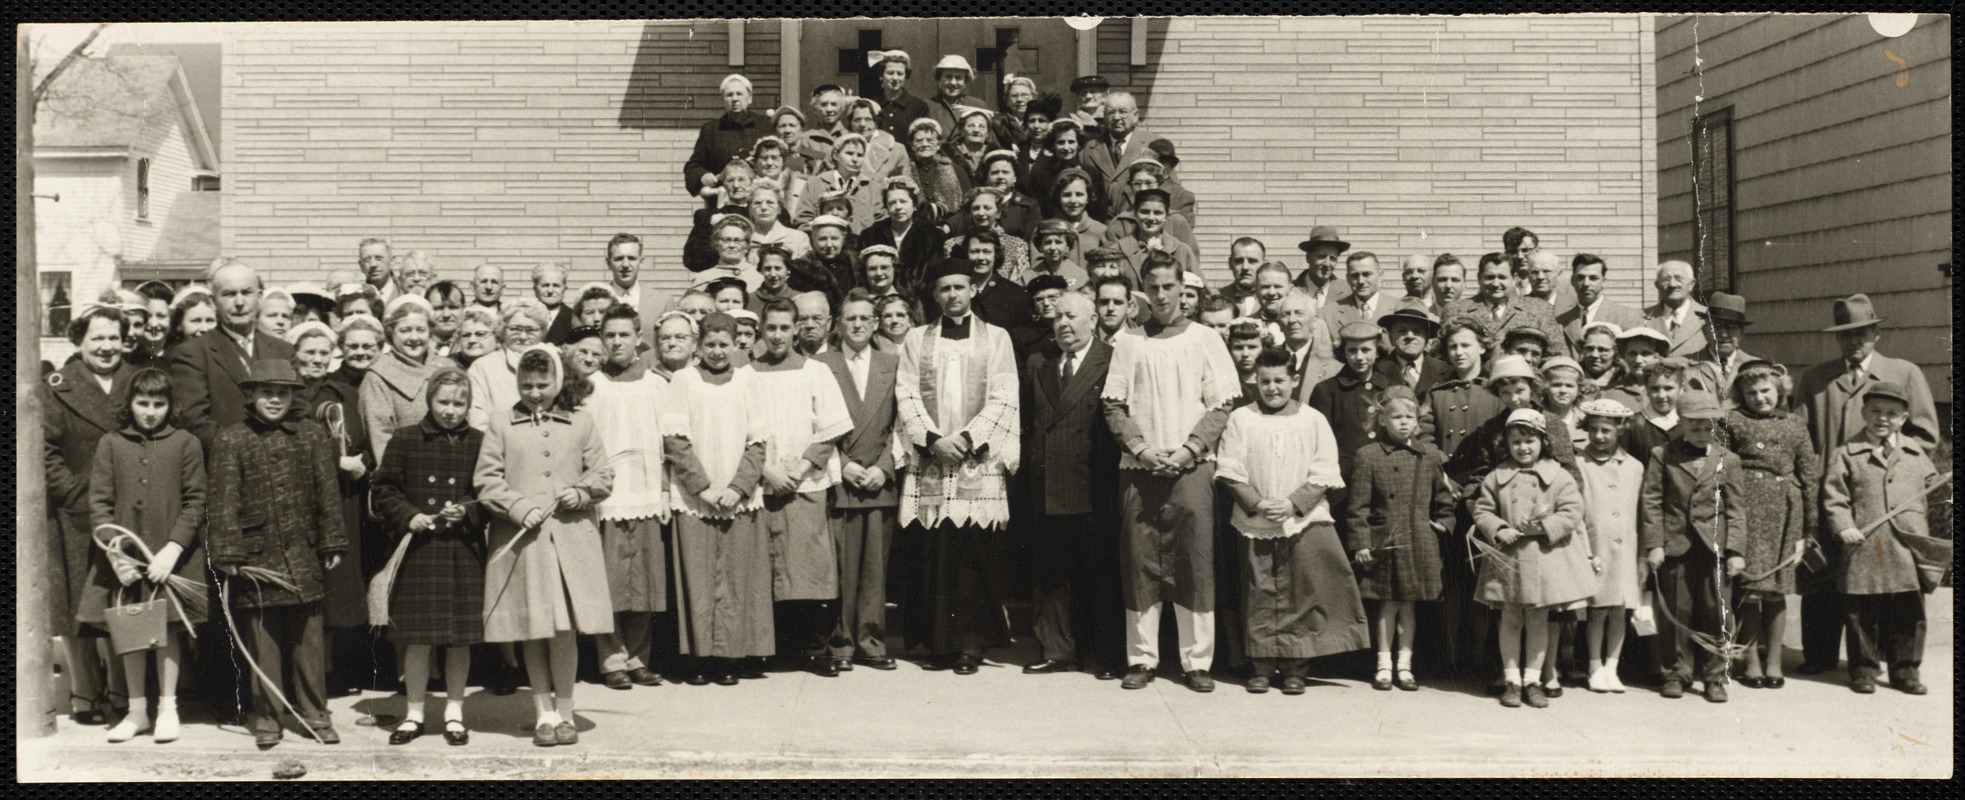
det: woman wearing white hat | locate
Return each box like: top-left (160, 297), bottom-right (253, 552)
top-left (924, 55), bottom-right (991, 146)
top-left (868, 49), bottom-right (930, 141)
top-left (683, 73), bottom-right (770, 201)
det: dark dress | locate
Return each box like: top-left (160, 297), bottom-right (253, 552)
top-left (295, 376), bottom-right (372, 628)
top-left (1724, 409), bottom-right (1819, 597)
top-left (1345, 439), bottom-right (1456, 602)
top-left (372, 420), bottom-right (488, 646)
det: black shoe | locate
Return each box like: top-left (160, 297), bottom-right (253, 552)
top-left (1246, 676), bottom-right (1271, 694)
top-left (738, 660), bottom-right (766, 680)
top-left (310, 724), bottom-right (340, 745)
top-left (833, 658), bottom-right (854, 672)
top-left (1524, 684), bottom-right (1549, 708)
top-left (1739, 675), bottom-right (1765, 689)
top-left (1764, 676), bottom-right (1786, 689)
top-left (70, 709), bottom-right (107, 727)
top-left (856, 656), bottom-right (897, 671)
top-left (1121, 666), bottom-right (1155, 689)
top-left (809, 656), bottom-right (840, 677)
top-left (713, 671), bottom-right (741, 687)
top-left (685, 672), bottom-right (710, 686)
top-left (1543, 683), bottom-right (1564, 699)
top-left (1372, 670), bottom-right (1393, 691)
top-left (628, 667), bottom-right (663, 686)
top-left (532, 723), bottom-right (557, 747)
top-left (1892, 673), bottom-right (1927, 695)
top-left (1395, 670), bottom-right (1419, 692)
top-left (1660, 679), bottom-right (1685, 699)
top-left (388, 721), bottom-right (424, 745)
top-left (1704, 682), bottom-right (1729, 703)
top-left (1279, 676), bottom-right (1308, 695)
top-left (255, 728), bottom-right (282, 750)
top-left (953, 654), bottom-right (982, 675)
top-left (1851, 676), bottom-right (1877, 694)
top-left (1023, 659), bottom-right (1074, 675)
top-left (1094, 669), bottom-right (1120, 681)
top-left (1184, 670), bottom-right (1215, 693)
top-left (442, 720), bottom-right (468, 746)
top-left (603, 670), bottom-right (633, 690)
top-left (1794, 661), bottom-right (1836, 676)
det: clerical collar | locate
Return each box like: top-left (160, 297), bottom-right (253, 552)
top-left (940, 313), bottom-right (973, 338)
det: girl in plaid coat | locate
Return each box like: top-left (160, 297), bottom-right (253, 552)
top-left (372, 367), bottom-right (485, 746)
top-left (1345, 386), bottom-right (1456, 691)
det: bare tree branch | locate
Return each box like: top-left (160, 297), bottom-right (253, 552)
top-left (32, 23), bottom-right (105, 101)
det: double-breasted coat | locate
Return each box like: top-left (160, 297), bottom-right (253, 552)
top-left (1822, 432), bottom-right (1938, 596)
top-left (1023, 341), bottom-right (1120, 517)
top-left (1440, 295), bottom-right (1563, 360)
top-left (1344, 439), bottom-right (1456, 601)
top-left (1638, 440), bottom-right (1747, 560)
top-left (1794, 352), bottom-right (1940, 473)
top-left (41, 361), bottom-right (134, 632)
top-left (372, 420), bottom-right (487, 646)
top-left (207, 413), bottom-right (348, 609)
top-left (1471, 460), bottom-right (1594, 609)
top-left (1417, 375), bottom-right (1506, 487)
top-left (476, 405), bottom-right (615, 642)
top-left (80, 424), bottom-right (208, 629)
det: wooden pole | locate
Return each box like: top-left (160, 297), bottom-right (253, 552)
top-left (17, 30), bottom-right (57, 739)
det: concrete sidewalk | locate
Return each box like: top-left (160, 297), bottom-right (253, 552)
top-left (19, 590), bottom-right (1953, 780)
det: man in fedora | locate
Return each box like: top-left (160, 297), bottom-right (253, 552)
top-left (1372, 301), bottom-right (1451, 396)
top-left (1640, 260), bottom-right (1709, 358)
top-left (924, 55), bottom-right (991, 146)
top-left (1294, 226), bottom-right (1352, 311)
top-left (1792, 293), bottom-right (1939, 675)
top-left (1684, 292), bottom-right (1763, 400)
top-left (1557, 253), bottom-right (1645, 360)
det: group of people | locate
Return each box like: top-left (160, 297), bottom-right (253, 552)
top-left (40, 60), bottom-right (1945, 753)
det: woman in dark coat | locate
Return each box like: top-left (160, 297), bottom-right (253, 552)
top-left (1415, 319), bottom-right (1506, 677)
top-left (372, 368), bottom-right (485, 745)
top-left (1025, 120), bottom-right (1101, 221)
top-left (859, 177), bottom-right (946, 299)
top-left (903, 118), bottom-right (970, 224)
top-left (682, 74), bottom-right (770, 201)
top-left (291, 323), bottom-right (372, 627)
top-left (42, 305), bottom-right (136, 723)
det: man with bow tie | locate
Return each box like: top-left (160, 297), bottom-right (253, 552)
top-left (1792, 293), bottom-right (1938, 677)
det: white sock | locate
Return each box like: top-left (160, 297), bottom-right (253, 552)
top-left (553, 696), bottom-right (574, 722)
top-left (157, 696), bottom-right (178, 715)
top-left (403, 698), bottom-right (425, 724)
top-left (1395, 650), bottom-right (1414, 671)
top-left (1375, 652), bottom-right (1392, 671)
top-left (533, 693), bottom-right (558, 726)
top-left (443, 697), bottom-right (464, 723)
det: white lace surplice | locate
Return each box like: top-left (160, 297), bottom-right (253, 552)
top-left (750, 360), bottom-right (855, 494)
top-left (588, 372), bottom-right (671, 523)
top-left (1101, 323), bottom-right (1241, 471)
top-left (893, 321), bottom-right (1021, 530)
top-left (1215, 402), bottom-right (1346, 539)
top-left (663, 366), bottom-right (768, 520)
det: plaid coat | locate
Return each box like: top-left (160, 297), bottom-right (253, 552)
top-left (372, 419), bottom-right (487, 645)
top-left (1344, 439), bottom-right (1456, 601)
top-left (207, 413), bottom-right (347, 609)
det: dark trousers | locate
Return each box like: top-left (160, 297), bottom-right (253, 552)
top-left (774, 600), bottom-right (835, 659)
top-left (829, 507), bottom-right (895, 659)
top-left (240, 602), bottom-right (329, 734)
top-left (1030, 512), bottom-right (1124, 672)
top-left (1252, 657), bottom-right (1309, 679)
top-left (1800, 591), bottom-right (1851, 670)
top-left (1844, 592), bottom-right (1926, 681)
top-left (1655, 549), bottom-right (1728, 684)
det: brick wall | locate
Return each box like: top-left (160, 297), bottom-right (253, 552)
top-left (1096, 16), bottom-right (1657, 305)
top-left (222, 21), bottom-right (778, 304)
top-left (224, 17), bottom-right (1655, 309)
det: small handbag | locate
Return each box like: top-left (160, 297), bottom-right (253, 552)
top-left (1629, 591), bottom-right (1659, 638)
top-left (105, 582), bottom-right (171, 655)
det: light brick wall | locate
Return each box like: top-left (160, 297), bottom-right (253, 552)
top-left (1099, 15), bottom-right (1657, 306)
top-left (224, 17), bottom-right (1656, 311)
top-left (222, 21), bottom-right (777, 304)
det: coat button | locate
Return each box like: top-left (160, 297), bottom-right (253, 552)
top-left (448, 478), bottom-right (457, 485)
top-left (139, 478), bottom-right (148, 485)
top-left (428, 499), bottom-right (437, 506)
top-left (429, 476), bottom-right (437, 483)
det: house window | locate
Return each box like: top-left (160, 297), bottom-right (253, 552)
top-left (192, 174), bottom-right (220, 192)
top-left (43, 272), bottom-right (72, 337)
top-left (135, 157), bottom-right (152, 221)
top-left (1689, 107), bottom-right (1735, 294)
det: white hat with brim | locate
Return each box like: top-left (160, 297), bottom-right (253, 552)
top-left (934, 55), bottom-right (976, 77)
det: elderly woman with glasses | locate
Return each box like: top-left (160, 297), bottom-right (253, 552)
top-left (466, 299), bottom-right (551, 431)
top-left (684, 73), bottom-right (770, 201)
top-left (452, 305), bottom-right (502, 370)
top-left (901, 118), bottom-right (968, 224)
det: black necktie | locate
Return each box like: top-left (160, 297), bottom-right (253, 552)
top-left (1061, 352), bottom-right (1076, 387)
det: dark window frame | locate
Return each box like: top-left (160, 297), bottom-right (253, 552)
top-left (135, 157), bottom-right (152, 222)
top-left (1689, 106), bottom-right (1736, 295)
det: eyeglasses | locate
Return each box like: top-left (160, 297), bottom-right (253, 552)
top-left (505, 324), bottom-right (542, 335)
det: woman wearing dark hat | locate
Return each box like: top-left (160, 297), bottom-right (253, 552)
top-left (1099, 160), bottom-right (1200, 254)
top-left (900, 119), bottom-right (969, 223)
top-left (1023, 119), bottom-right (1096, 218)
top-left (1016, 91), bottom-right (1065, 173)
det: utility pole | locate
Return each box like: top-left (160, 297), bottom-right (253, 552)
top-left (17, 30), bottom-right (56, 740)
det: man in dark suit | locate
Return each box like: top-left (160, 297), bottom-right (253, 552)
top-left (1791, 293), bottom-right (1939, 676)
top-left (1556, 253), bottom-right (1646, 359)
top-left (1078, 91), bottom-right (1162, 220)
top-left (1371, 303), bottom-right (1451, 396)
top-left (817, 289), bottom-right (903, 672)
top-left (171, 260), bottom-right (298, 452)
top-left (1022, 291), bottom-right (1126, 680)
top-left (532, 261), bottom-right (575, 344)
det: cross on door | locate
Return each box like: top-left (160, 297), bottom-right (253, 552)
top-left (976, 28), bottom-right (1037, 79)
top-left (837, 29), bottom-right (884, 98)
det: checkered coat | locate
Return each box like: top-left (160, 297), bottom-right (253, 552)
top-left (372, 419), bottom-right (487, 645)
top-left (206, 413), bottom-right (347, 609)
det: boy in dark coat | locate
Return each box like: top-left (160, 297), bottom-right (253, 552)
top-left (207, 360), bottom-right (347, 749)
top-left (1638, 390), bottom-right (1745, 704)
